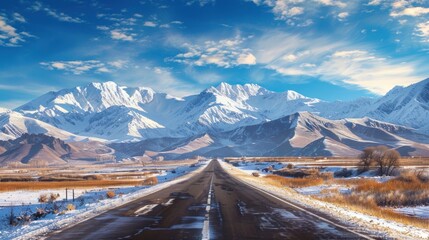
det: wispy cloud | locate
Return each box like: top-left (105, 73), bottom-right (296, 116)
top-left (0, 15), bottom-right (33, 47)
top-left (186, 0), bottom-right (215, 7)
top-left (247, 0), bottom-right (350, 26)
top-left (31, 1), bottom-right (84, 23)
top-left (110, 29), bottom-right (135, 41)
top-left (252, 31), bottom-right (422, 94)
top-left (143, 21), bottom-right (157, 27)
top-left (416, 21), bottom-right (429, 41)
top-left (168, 36), bottom-right (256, 68)
top-left (391, 6), bottom-right (429, 17)
top-left (40, 60), bottom-right (128, 75)
top-left (12, 13), bottom-right (26, 23)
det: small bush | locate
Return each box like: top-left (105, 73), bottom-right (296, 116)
top-left (38, 194), bottom-right (49, 203)
top-left (49, 193), bottom-right (60, 202)
top-left (287, 163), bottom-right (294, 169)
top-left (66, 204), bottom-right (76, 211)
top-left (265, 175), bottom-right (324, 188)
top-left (252, 172), bottom-right (260, 177)
top-left (106, 191), bottom-right (115, 199)
top-left (142, 176), bottom-right (158, 185)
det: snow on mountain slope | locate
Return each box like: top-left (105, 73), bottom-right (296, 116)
top-left (362, 78), bottom-right (429, 134)
top-left (0, 109), bottom-right (83, 141)
top-left (16, 82), bottom-right (326, 141)
top-left (112, 112), bottom-right (429, 159)
top-left (14, 79), bottom-right (429, 142)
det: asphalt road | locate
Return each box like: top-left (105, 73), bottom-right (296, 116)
top-left (46, 160), bottom-right (374, 240)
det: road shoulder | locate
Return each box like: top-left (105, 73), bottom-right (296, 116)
top-left (219, 160), bottom-right (429, 240)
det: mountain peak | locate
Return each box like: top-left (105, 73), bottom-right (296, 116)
top-left (207, 82), bottom-right (272, 100)
top-left (284, 90), bottom-right (308, 101)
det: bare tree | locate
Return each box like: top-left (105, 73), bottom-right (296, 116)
top-left (358, 146), bottom-right (400, 176)
top-left (380, 149), bottom-right (400, 176)
top-left (358, 147), bottom-right (375, 172)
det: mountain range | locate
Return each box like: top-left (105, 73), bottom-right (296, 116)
top-left (1, 79), bottom-right (429, 162)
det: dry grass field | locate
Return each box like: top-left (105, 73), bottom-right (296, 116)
top-left (0, 159), bottom-right (199, 191)
top-left (263, 171), bottom-right (429, 230)
top-left (226, 157), bottom-right (429, 167)
top-left (0, 179), bottom-right (149, 192)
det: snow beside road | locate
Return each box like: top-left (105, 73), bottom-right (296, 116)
top-left (220, 161), bottom-right (429, 240)
top-left (394, 206), bottom-right (429, 219)
top-left (0, 161), bottom-right (209, 240)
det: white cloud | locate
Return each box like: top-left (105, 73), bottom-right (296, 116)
top-left (247, 0), bottom-right (351, 25)
top-left (108, 60), bottom-right (128, 68)
top-left (316, 0), bottom-right (347, 8)
top-left (169, 36), bottom-right (256, 68)
top-left (338, 12), bottom-right (349, 20)
top-left (252, 31), bottom-right (421, 94)
top-left (186, 0), bottom-right (215, 6)
top-left (143, 21), bottom-right (157, 27)
top-left (416, 21), bottom-right (429, 41)
top-left (31, 1), bottom-right (83, 23)
top-left (392, 0), bottom-right (409, 9)
top-left (40, 60), bottom-right (128, 75)
top-left (391, 7), bottom-right (429, 17)
top-left (317, 50), bottom-right (419, 94)
top-left (12, 13), bottom-right (26, 23)
top-left (0, 16), bottom-right (32, 47)
top-left (237, 53), bottom-right (257, 65)
top-left (367, 0), bottom-right (382, 6)
top-left (110, 30), bottom-right (135, 41)
top-left (119, 65), bottom-right (198, 98)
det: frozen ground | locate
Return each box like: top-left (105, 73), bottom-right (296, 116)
top-left (221, 161), bottom-right (429, 240)
top-left (295, 185), bottom-right (351, 196)
top-left (231, 161), bottom-right (285, 176)
top-left (394, 206), bottom-right (429, 219)
top-left (0, 161), bottom-right (209, 240)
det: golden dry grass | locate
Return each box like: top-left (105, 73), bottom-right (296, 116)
top-left (0, 179), bottom-right (145, 191)
top-left (264, 171), bottom-right (429, 229)
top-left (317, 194), bottom-right (429, 230)
top-left (265, 174), bottom-right (324, 188)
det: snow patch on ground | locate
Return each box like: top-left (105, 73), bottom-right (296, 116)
top-left (0, 161), bottom-right (210, 240)
top-left (220, 161), bottom-right (429, 240)
top-left (394, 206), bottom-right (429, 219)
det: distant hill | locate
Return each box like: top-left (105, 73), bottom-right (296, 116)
top-left (111, 112), bottom-right (429, 159)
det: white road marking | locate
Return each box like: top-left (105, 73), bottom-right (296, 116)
top-left (162, 198), bottom-right (175, 206)
top-left (202, 174), bottom-right (214, 240)
top-left (134, 204), bottom-right (158, 216)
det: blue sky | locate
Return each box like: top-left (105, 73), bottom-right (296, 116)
top-left (1, 0), bottom-right (429, 108)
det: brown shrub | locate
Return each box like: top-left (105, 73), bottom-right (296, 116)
top-left (38, 194), bottom-right (49, 203)
top-left (252, 172), bottom-right (260, 177)
top-left (49, 193), bottom-right (60, 202)
top-left (142, 176), bottom-right (158, 185)
top-left (265, 175), bottom-right (324, 188)
top-left (66, 203), bottom-right (76, 211)
top-left (106, 191), bottom-right (115, 198)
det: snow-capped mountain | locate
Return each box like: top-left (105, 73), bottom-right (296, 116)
top-left (13, 78), bottom-right (429, 142)
top-left (2, 79), bottom-right (429, 160)
top-left (0, 109), bottom-right (82, 141)
top-left (364, 78), bottom-right (429, 134)
top-left (16, 81), bottom-right (323, 141)
top-left (111, 112), bottom-right (429, 159)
